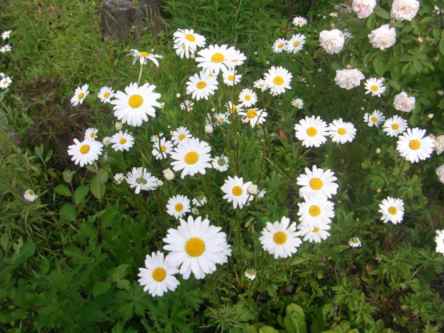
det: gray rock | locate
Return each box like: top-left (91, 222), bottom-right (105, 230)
top-left (138, 0), bottom-right (166, 37)
top-left (100, 0), bottom-right (137, 41)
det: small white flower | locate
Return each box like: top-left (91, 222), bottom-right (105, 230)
top-left (291, 98), bottom-right (304, 109)
top-left (369, 25), bottom-right (396, 50)
top-left (113, 173), bottom-right (126, 184)
top-left (166, 195), bottom-right (191, 219)
top-left (328, 119), bottom-right (357, 144)
top-left (212, 155), bottom-right (229, 172)
top-left (435, 230), bottom-right (444, 255)
top-left (379, 197), bottom-right (404, 224)
top-left (272, 38), bottom-right (287, 53)
top-left (348, 237), bottom-right (362, 248)
top-left (397, 128), bottom-right (435, 163)
top-left (335, 68), bottom-right (365, 90)
top-left (70, 84), bottom-right (89, 106)
top-left (163, 168), bottom-right (175, 181)
top-left (393, 91), bottom-right (415, 113)
top-left (23, 189), bottom-right (38, 203)
top-left (130, 49), bottom-right (162, 66)
top-left (98, 86), bottom-right (114, 103)
top-left (244, 269), bottom-right (257, 281)
top-left (319, 29), bottom-right (345, 54)
top-left (391, 0), bottom-right (420, 21)
top-left (364, 110), bottom-right (385, 127)
top-left (0, 44), bottom-right (12, 53)
top-left (111, 131), bottom-right (134, 152)
top-left (2, 30), bottom-right (12, 40)
top-left (383, 116), bottom-right (407, 137)
top-left (126, 167), bottom-right (163, 194)
top-left (239, 88), bottom-right (257, 107)
top-left (292, 16), bottom-right (308, 27)
top-left (0, 73), bottom-right (12, 89)
top-left (260, 217), bottom-right (302, 258)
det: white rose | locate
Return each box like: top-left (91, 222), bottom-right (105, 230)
top-left (393, 92), bottom-right (415, 113)
top-left (391, 0), bottom-right (420, 21)
top-left (319, 29), bottom-right (345, 54)
top-left (335, 68), bottom-right (365, 90)
top-left (352, 0), bottom-right (376, 19)
top-left (368, 24), bottom-right (397, 50)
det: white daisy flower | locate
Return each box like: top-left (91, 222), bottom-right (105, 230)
top-left (163, 216), bottom-right (231, 279)
top-left (138, 251), bottom-right (179, 297)
top-left (294, 116), bottom-right (329, 148)
top-left (364, 110), bottom-right (385, 127)
top-left (259, 217), bottom-right (302, 259)
top-left (297, 220), bottom-right (331, 243)
top-left (170, 138), bottom-right (212, 178)
top-left (298, 197), bottom-right (335, 225)
top-left (435, 230), bottom-right (444, 255)
top-left (391, 0), bottom-right (419, 21)
top-left (23, 189), bottom-right (38, 203)
top-left (264, 66), bottom-right (292, 96)
top-left (383, 116), bottom-right (407, 137)
top-left (186, 71), bottom-right (218, 101)
top-left (222, 70), bottom-right (241, 86)
top-left (335, 68), bottom-right (365, 90)
top-left (152, 137), bottom-right (173, 160)
top-left (329, 119), bottom-right (357, 144)
top-left (292, 16), bottom-right (308, 27)
top-left (396, 128), bottom-right (435, 163)
top-left (393, 91), bottom-right (415, 113)
top-left (67, 138), bottom-right (103, 167)
top-left (286, 34), bottom-right (305, 54)
top-left (84, 128), bottom-right (98, 140)
top-left (226, 101), bottom-right (243, 114)
top-left (130, 49), bottom-right (162, 66)
top-left (368, 24), bottom-right (397, 50)
top-left (348, 237), bottom-right (362, 248)
top-left (70, 84), bottom-right (89, 107)
top-left (171, 127), bottom-right (192, 144)
top-left (319, 29), bottom-right (345, 54)
top-left (173, 28), bottom-right (206, 59)
top-left (166, 195), bottom-right (191, 219)
top-left (379, 197), bottom-right (404, 224)
top-left (111, 131), bottom-right (134, 152)
top-left (213, 112), bottom-right (230, 126)
top-left (221, 176), bottom-right (253, 209)
top-left (1, 30), bottom-right (11, 40)
top-left (212, 155), bottom-right (229, 172)
top-left (0, 44), bottom-right (12, 53)
top-left (195, 44), bottom-right (232, 74)
top-left (126, 167), bottom-right (163, 194)
top-left (0, 73), bottom-right (12, 89)
top-left (98, 86), bottom-right (114, 103)
top-left (272, 38), bottom-right (287, 53)
top-left (239, 88), bottom-right (257, 107)
top-left (254, 79), bottom-right (268, 92)
top-left (365, 78), bottom-right (386, 97)
top-left (240, 108), bottom-right (267, 128)
top-left (111, 82), bottom-right (161, 127)
top-left (297, 165), bottom-right (338, 200)
top-left (225, 47), bottom-right (246, 68)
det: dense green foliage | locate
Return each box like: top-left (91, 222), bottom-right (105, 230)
top-left (0, 0), bottom-right (443, 332)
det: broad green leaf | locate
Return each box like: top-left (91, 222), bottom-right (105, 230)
top-left (73, 184), bottom-right (89, 205)
top-left (59, 203), bottom-right (76, 222)
top-left (284, 304), bottom-right (307, 333)
top-left (259, 326), bottom-right (279, 333)
top-left (54, 184), bottom-right (72, 197)
top-left (375, 7), bottom-right (390, 19)
top-left (91, 170), bottom-right (108, 200)
top-left (93, 281), bottom-right (111, 297)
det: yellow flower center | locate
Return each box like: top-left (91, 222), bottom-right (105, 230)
top-left (277, 42), bottom-right (285, 48)
top-left (244, 95), bottom-right (252, 101)
top-left (175, 203), bottom-right (184, 212)
top-left (184, 151), bottom-right (199, 165)
top-left (370, 116), bottom-right (378, 124)
top-left (273, 231), bottom-right (287, 245)
top-left (409, 139), bottom-right (421, 150)
top-left (388, 206), bottom-right (397, 215)
top-left (232, 185), bottom-right (243, 197)
top-left (79, 144), bottom-right (90, 154)
top-left (309, 177), bottom-right (323, 190)
top-left (160, 145), bottom-right (167, 152)
top-left (246, 109), bottom-right (257, 119)
top-left (119, 137), bottom-right (127, 145)
top-left (185, 237), bottom-right (206, 257)
top-left (211, 52), bottom-right (225, 63)
top-left (78, 92), bottom-right (85, 98)
top-left (138, 51), bottom-right (150, 58)
top-left (178, 133), bottom-right (187, 141)
top-left (273, 75), bottom-right (285, 86)
top-left (306, 127), bottom-right (317, 137)
top-left (103, 91), bottom-right (110, 98)
top-left (337, 128), bottom-right (346, 136)
top-left (128, 94), bottom-right (144, 108)
top-left (309, 205), bottom-right (321, 217)
top-left (391, 123), bottom-right (400, 130)
top-left (292, 41), bottom-right (300, 48)
top-left (185, 34), bottom-right (196, 42)
top-left (370, 84), bottom-right (379, 93)
top-left (228, 74), bottom-right (235, 81)
top-left (196, 80), bottom-right (207, 90)
top-left (152, 267), bottom-right (167, 282)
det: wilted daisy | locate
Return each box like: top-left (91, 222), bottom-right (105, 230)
top-left (286, 34), bottom-right (305, 54)
top-left (379, 197), bottom-right (404, 224)
top-left (138, 251), bottom-right (179, 297)
top-left (221, 176), bottom-right (253, 209)
top-left (166, 195), bottom-right (191, 219)
top-left (130, 49), bottom-right (162, 66)
top-left (254, 79), bottom-right (268, 92)
top-left (259, 217), bottom-right (301, 259)
top-left (391, 0), bottom-right (419, 21)
top-left (435, 230), bottom-right (444, 255)
top-left (272, 38), bottom-right (287, 53)
top-left (97, 86), bottom-right (114, 103)
top-left (298, 197), bottom-right (335, 225)
top-left (196, 44), bottom-right (232, 74)
top-left (173, 28), bottom-right (206, 59)
top-left (348, 237), bottom-right (362, 248)
top-left (244, 269), bottom-right (257, 281)
top-left (186, 71), bottom-right (218, 101)
top-left (0, 73), bottom-right (12, 89)
top-left (111, 131), bottom-right (134, 152)
top-left (297, 220), bottom-right (331, 243)
top-left (213, 112), bottom-right (230, 126)
top-left (368, 25), bottom-right (397, 50)
top-left (68, 138), bottom-right (103, 167)
top-left (180, 100), bottom-right (194, 112)
top-left (365, 78), bottom-right (386, 97)
top-left (264, 66), bottom-right (292, 96)
top-left (291, 98), bottom-right (304, 110)
top-left (240, 108), bottom-right (267, 128)
top-left (352, 0), bottom-right (376, 19)
top-left (294, 116), bottom-right (328, 148)
top-left (70, 84), bottom-right (89, 106)
top-left (319, 29), bottom-right (345, 54)
top-left (364, 110), bottom-right (385, 127)
top-left (83, 128), bottom-right (98, 141)
top-left (1, 30), bottom-right (11, 40)
top-left (23, 189), bottom-right (38, 203)
top-left (170, 138), bottom-right (212, 178)
top-left (126, 167), bottom-right (163, 194)
top-left (163, 216), bottom-right (231, 279)
top-left (0, 44), bottom-right (11, 53)
top-left (152, 137), bottom-right (173, 160)
top-left (192, 196), bottom-right (207, 208)
top-left (393, 91), bottom-right (415, 113)
top-left (292, 16), bottom-right (308, 27)
top-left (171, 127), bottom-right (192, 144)
top-left (329, 119), bottom-right (357, 144)
top-left (113, 173), bottom-right (126, 184)
top-left (212, 155), bottom-right (229, 172)
top-left (335, 68), bottom-right (365, 90)
top-left (383, 116), bottom-right (407, 137)
top-left (222, 70), bottom-right (241, 86)
top-left (297, 165), bottom-right (338, 200)
top-left (239, 89), bottom-right (257, 107)
top-left (396, 128), bottom-right (435, 163)
top-left (111, 82), bottom-right (161, 127)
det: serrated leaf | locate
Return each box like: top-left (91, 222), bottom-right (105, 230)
top-left (54, 184), bottom-right (72, 197)
top-left (73, 184), bottom-right (89, 205)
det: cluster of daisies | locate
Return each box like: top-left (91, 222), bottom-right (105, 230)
top-left (0, 30), bottom-right (12, 90)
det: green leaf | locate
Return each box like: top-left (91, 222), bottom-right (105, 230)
top-left (284, 304), bottom-right (307, 333)
top-left (439, 33), bottom-right (444, 55)
top-left (93, 281), bottom-right (111, 297)
top-left (373, 56), bottom-right (385, 76)
top-left (91, 170), bottom-right (108, 200)
top-left (375, 7), bottom-right (389, 19)
top-left (73, 184), bottom-right (89, 205)
top-left (59, 203), bottom-right (76, 222)
top-left (13, 241), bottom-right (36, 267)
top-left (259, 326), bottom-right (279, 333)
top-left (54, 184), bottom-right (72, 197)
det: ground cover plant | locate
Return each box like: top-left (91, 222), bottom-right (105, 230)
top-left (0, 0), bottom-right (444, 332)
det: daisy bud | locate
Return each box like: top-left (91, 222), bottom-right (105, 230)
top-left (163, 168), bottom-right (175, 181)
top-left (191, 207), bottom-right (200, 215)
top-left (348, 237), bottom-right (362, 248)
top-left (244, 269), bottom-right (257, 281)
top-left (102, 136), bottom-right (112, 146)
top-left (176, 93), bottom-right (181, 98)
top-left (23, 189), bottom-right (38, 203)
top-left (247, 184), bottom-right (258, 195)
top-left (376, 148), bottom-right (381, 154)
top-left (205, 124), bottom-right (214, 134)
top-left (115, 122), bottom-right (123, 130)
top-left (428, 113), bottom-right (434, 119)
